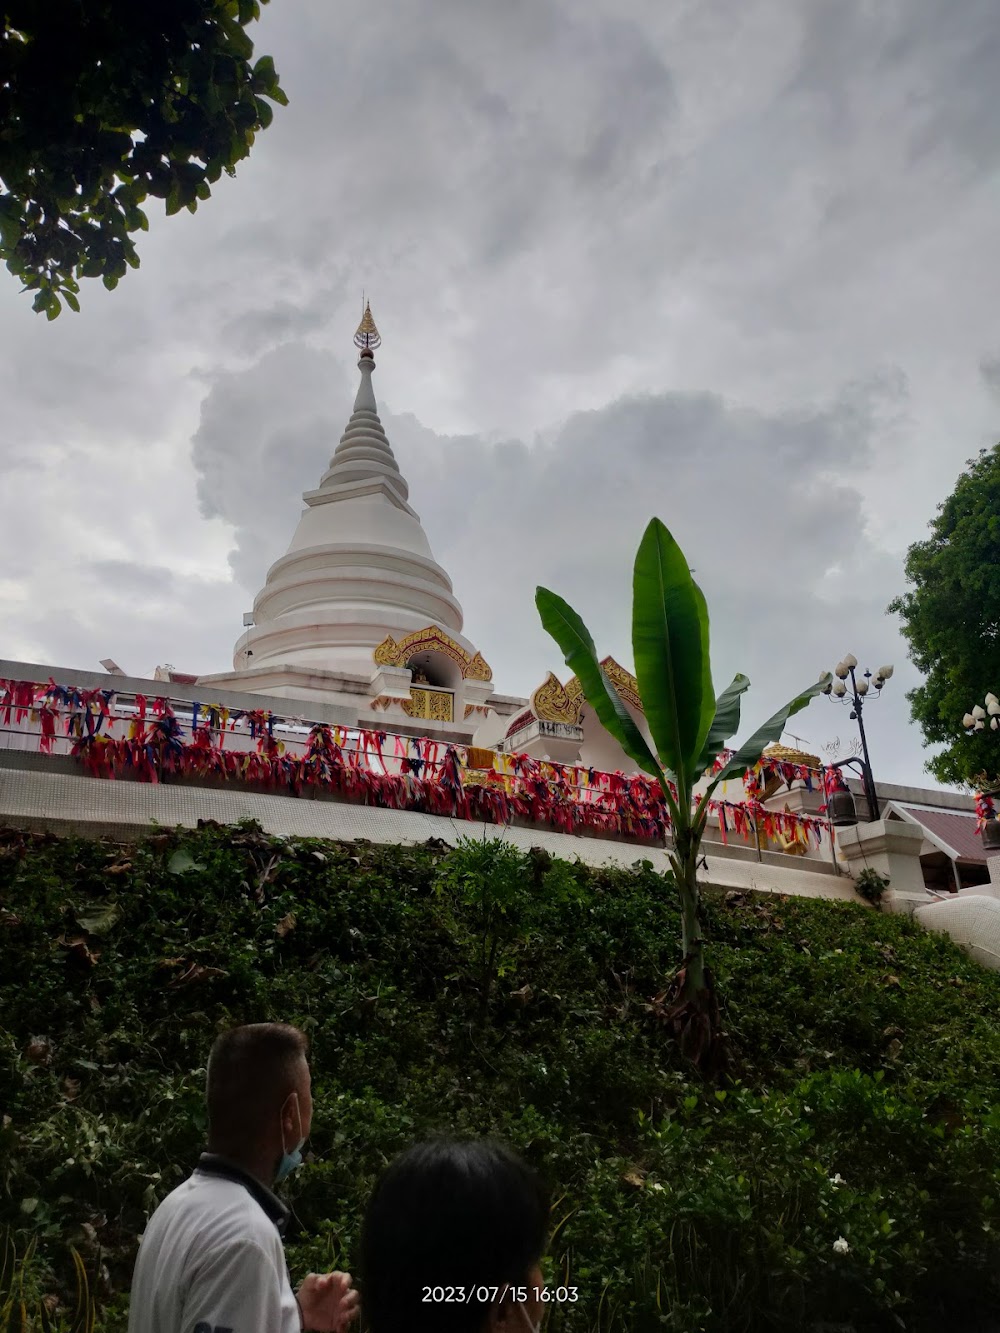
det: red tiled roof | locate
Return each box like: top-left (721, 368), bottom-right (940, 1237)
top-left (505, 708), bottom-right (535, 739)
top-left (168, 672), bottom-right (200, 684)
top-left (899, 806), bottom-right (985, 864)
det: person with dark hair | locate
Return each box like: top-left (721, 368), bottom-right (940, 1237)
top-left (360, 1139), bottom-right (551, 1333)
top-left (127, 1022), bottom-right (360, 1333)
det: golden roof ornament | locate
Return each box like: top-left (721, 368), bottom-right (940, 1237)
top-left (762, 742), bottom-right (822, 770)
top-left (354, 301), bottom-right (381, 356)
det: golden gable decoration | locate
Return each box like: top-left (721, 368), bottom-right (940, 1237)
top-left (372, 628), bottom-right (493, 682)
top-left (531, 673), bottom-right (583, 725)
top-left (373, 637), bottom-right (402, 668)
top-left (563, 657), bottom-right (643, 714)
top-left (465, 652), bottom-right (492, 682)
top-left (531, 657), bottom-right (644, 725)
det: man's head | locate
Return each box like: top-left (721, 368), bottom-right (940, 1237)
top-left (206, 1023), bottom-right (312, 1186)
top-left (360, 1138), bottom-right (550, 1333)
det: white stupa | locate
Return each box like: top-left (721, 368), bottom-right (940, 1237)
top-left (197, 305), bottom-right (504, 739)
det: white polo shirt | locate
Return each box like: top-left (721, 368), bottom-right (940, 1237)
top-left (127, 1154), bottom-right (302, 1333)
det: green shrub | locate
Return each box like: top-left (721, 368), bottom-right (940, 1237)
top-left (3, 822), bottom-right (1000, 1329)
top-left (855, 868), bottom-right (889, 905)
top-left (0, 1228), bottom-right (96, 1331)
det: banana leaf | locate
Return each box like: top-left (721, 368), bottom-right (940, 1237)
top-left (631, 519), bottom-right (714, 778)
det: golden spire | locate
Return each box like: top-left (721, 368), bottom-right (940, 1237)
top-left (354, 301), bottom-right (381, 354)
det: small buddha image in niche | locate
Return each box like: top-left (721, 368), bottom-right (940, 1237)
top-left (411, 665), bottom-right (430, 685)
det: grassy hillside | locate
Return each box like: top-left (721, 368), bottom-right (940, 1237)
top-left (3, 819), bottom-right (1000, 1331)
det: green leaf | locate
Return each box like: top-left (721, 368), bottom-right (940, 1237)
top-left (535, 586), bottom-right (660, 778)
top-left (168, 849), bottom-right (207, 875)
top-left (0, 212), bottom-right (22, 249)
top-left (63, 290), bottom-right (81, 312)
top-left (693, 673), bottom-right (751, 776)
top-left (75, 902), bottom-right (122, 935)
top-left (220, 16), bottom-right (255, 60)
top-left (709, 674), bottom-right (833, 789)
top-left (254, 96), bottom-right (274, 129)
top-left (631, 518), bottom-right (714, 779)
top-left (102, 273), bottom-right (118, 290)
top-left (268, 86), bottom-right (289, 107)
top-left (45, 295), bottom-right (61, 320)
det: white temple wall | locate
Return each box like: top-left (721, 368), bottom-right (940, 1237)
top-left (262, 543), bottom-right (458, 589)
top-left (472, 710), bottom-right (523, 750)
top-left (232, 608), bottom-right (479, 675)
top-left (578, 702), bottom-right (655, 771)
top-left (254, 572), bottom-right (463, 627)
top-left (284, 497), bottom-right (437, 562)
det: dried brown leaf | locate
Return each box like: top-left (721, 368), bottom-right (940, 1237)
top-left (166, 963), bottom-right (228, 989)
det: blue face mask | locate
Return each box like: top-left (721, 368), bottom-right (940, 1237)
top-left (275, 1093), bottom-right (306, 1184)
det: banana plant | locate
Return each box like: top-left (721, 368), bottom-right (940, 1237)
top-left (536, 518), bottom-right (831, 1074)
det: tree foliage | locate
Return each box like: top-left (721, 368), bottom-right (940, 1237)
top-left (0, 0), bottom-right (287, 317)
top-left (887, 444), bottom-right (1000, 790)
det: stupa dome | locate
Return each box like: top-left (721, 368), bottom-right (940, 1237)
top-left (231, 305), bottom-right (476, 677)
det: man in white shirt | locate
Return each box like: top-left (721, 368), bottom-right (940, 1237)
top-left (127, 1022), bottom-right (360, 1333)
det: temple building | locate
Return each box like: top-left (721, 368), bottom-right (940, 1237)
top-left (3, 304), bottom-right (999, 965)
top-left (195, 305), bottom-right (659, 775)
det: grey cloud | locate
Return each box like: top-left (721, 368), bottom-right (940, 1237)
top-left (190, 342), bottom-right (349, 585)
top-left (88, 561), bottom-right (178, 597)
top-left (388, 380), bottom-right (910, 772)
top-left (217, 286), bottom-right (343, 359)
top-left (12, 575), bottom-right (246, 683)
top-left (182, 0), bottom-right (678, 384)
top-left (788, 0), bottom-right (1000, 173)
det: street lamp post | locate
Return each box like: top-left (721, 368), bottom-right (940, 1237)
top-left (821, 655), bottom-right (893, 822)
top-left (961, 694), bottom-right (1000, 850)
top-left (961, 693), bottom-right (1000, 738)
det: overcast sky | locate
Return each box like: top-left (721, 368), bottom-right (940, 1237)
top-left (2, 0), bottom-right (999, 788)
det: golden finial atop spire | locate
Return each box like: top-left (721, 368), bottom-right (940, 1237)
top-left (354, 300), bottom-right (381, 356)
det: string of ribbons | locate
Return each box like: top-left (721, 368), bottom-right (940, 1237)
top-left (0, 678), bottom-right (833, 847)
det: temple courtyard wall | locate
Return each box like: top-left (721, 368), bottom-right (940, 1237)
top-left (0, 746), bottom-right (864, 905)
top-left (10, 746), bottom-right (1000, 973)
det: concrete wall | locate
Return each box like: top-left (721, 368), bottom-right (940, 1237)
top-left (0, 752), bottom-right (857, 905)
